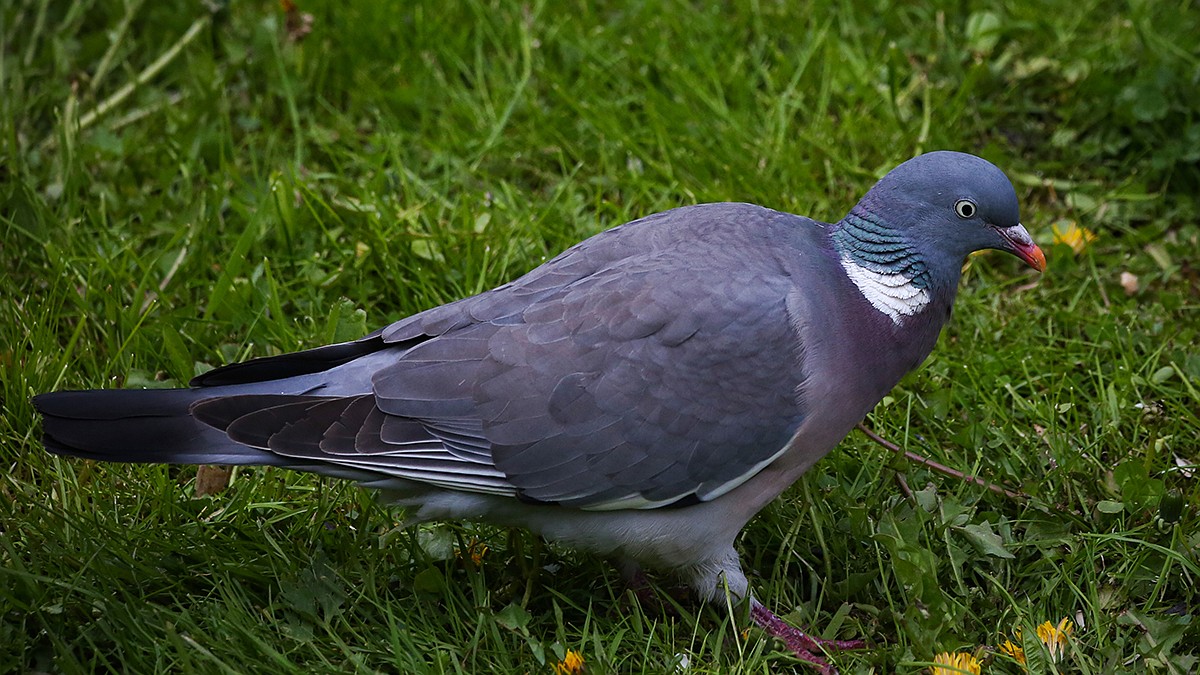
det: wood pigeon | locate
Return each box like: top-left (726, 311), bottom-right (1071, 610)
top-left (34, 151), bottom-right (1045, 673)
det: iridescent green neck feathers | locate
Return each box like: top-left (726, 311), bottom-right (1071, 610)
top-left (833, 208), bottom-right (932, 323)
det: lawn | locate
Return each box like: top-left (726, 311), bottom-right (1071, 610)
top-left (2, 1), bottom-right (1198, 673)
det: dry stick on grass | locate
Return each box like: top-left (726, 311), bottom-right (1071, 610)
top-left (856, 422), bottom-right (1030, 502)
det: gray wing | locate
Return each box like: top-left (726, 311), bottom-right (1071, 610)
top-left (195, 204), bottom-right (815, 510)
top-left (374, 250), bottom-right (808, 509)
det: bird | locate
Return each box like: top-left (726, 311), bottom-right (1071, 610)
top-left (34, 151), bottom-right (1045, 674)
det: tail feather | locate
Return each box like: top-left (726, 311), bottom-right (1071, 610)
top-left (188, 333), bottom-right (385, 387)
top-left (33, 388), bottom-right (285, 466)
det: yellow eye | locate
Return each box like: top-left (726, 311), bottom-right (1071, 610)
top-left (954, 199), bottom-right (977, 219)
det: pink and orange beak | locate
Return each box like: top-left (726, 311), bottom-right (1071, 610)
top-left (996, 223), bottom-right (1046, 272)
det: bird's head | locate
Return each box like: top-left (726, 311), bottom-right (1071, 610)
top-left (851, 151), bottom-right (1046, 275)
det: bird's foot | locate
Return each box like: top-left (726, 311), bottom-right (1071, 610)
top-left (750, 601), bottom-right (864, 674)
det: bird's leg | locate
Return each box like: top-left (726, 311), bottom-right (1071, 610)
top-left (618, 558), bottom-right (659, 606)
top-left (617, 558), bottom-right (689, 615)
top-left (749, 599), bottom-right (865, 675)
top-left (688, 549), bottom-right (862, 671)
top-left (618, 557), bottom-right (649, 588)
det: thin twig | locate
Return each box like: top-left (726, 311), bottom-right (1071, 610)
top-left (856, 422), bottom-right (1029, 502)
top-left (894, 472), bottom-right (914, 501)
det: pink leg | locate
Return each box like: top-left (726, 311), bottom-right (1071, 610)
top-left (750, 601), bottom-right (865, 674)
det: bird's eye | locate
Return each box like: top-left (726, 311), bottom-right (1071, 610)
top-left (954, 199), bottom-right (977, 219)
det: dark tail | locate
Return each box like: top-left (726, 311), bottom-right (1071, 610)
top-left (33, 388), bottom-right (285, 466)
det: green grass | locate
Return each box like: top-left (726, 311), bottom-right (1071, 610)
top-left (3, 0), bottom-right (1198, 672)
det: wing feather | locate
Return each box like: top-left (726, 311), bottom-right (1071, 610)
top-left (183, 204), bottom-right (813, 510)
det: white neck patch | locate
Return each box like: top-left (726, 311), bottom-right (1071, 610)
top-left (840, 256), bottom-right (931, 324)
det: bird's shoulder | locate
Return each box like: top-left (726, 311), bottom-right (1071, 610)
top-left (380, 202), bottom-right (834, 345)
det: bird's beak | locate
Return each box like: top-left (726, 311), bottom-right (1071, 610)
top-left (995, 223), bottom-right (1046, 272)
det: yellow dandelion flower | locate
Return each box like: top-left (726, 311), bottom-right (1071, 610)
top-left (1052, 221), bottom-right (1096, 253)
top-left (454, 539), bottom-right (488, 567)
top-left (930, 651), bottom-right (982, 675)
top-left (1000, 617), bottom-right (1074, 669)
top-left (467, 541), bottom-right (488, 566)
top-left (1036, 618), bottom-right (1073, 663)
top-left (555, 649), bottom-right (585, 675)
top-left (999, 638), bottom-right (1025, 665)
